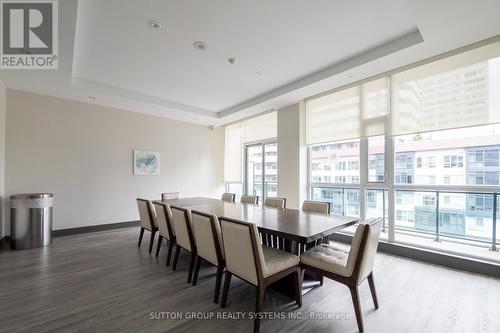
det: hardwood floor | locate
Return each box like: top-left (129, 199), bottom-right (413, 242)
top-left (1, 227), bottom-right (500, 333)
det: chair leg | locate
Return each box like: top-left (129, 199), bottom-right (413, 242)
top-left (367, 272), bottom-right (379, 309)
top-left (155, 236), bottom-right (163, 257)
top-left (192, 255), bottom-right (201, 286)
top-left (293, 267), bottom-right (302, 307)
top-left (214, 265), bottom-right (224, 304)
top-left (221, 271), bottom-right (232, 308)
top-left (254, 285), bottom-right (266, 333)
top-left (187, 252), bottom-right (196, 284)
top-left (148, 230), bottom-right (156, 254)
top-left (137, 227), bottom-right (145, 247)
top-left (166, 240), bottom-right (174, 266)
top-left (349, 285), bottom-right (364, 333)
top-left (172, 245), bottom-right (181, 271)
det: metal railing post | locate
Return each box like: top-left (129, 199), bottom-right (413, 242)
top-left (435, 191), bottom-right (440, 242)
top-left (491, 192), bottom-right (498, 252)
top-left (382, 190), bottom-right (387, 232)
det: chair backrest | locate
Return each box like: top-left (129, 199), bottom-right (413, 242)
top-left (219, 217), bottom-right (265, 286)
top-left (192, 210), bottom-right (224, 266)
top-left (170, 206), bottom-right (195, 252)
top-left (264, 197), bottom-right (286, 209)
top-left (346, 218), bottom-right (383, 283)
top-left (240, 195), bottom-right (259, 204)
top-left (221, 193), bottom-right (236, 202)
top-left (153, 201), bottom-right (175, 240)
top-left (137, 198), bottom-right (156, 230)
top-left (162, 192), bottom-right (180, 201)
top-left (302, 200), bottom-right (330, 214)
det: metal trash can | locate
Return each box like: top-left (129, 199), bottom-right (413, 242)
top-left (10, 193), bottom-right (54, 250)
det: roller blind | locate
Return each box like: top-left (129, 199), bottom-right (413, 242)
top-left (362, 78), bottom-right (388, 137)
top-left (224, 111), bottom-right (277, 182)
top-left (392, 41), bottom-right (500, 135)
top-left (307, 86), bottom-right (361, 144)
top-left (242, 112), bottom-right (277, 143)
top-left (224, 122), bottom-right (242, 182)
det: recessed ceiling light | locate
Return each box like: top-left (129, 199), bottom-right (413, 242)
top-left (148, 20), bottom-right (162, 29)
top-left (193, 41), bottom-right (207, 50)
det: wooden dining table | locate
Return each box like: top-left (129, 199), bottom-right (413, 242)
top-left (162, 197), bottom-right (359, 295)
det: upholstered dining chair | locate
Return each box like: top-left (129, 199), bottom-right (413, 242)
top-left (263, 197), bottom-right (286, 247)
top-left (191, 210), bottom-right (225, 303)
top-left (300, 218), bottom-right (383, 332)
top-left (302, 200), bottom-right (330, 214)
top-left (264, 197), bottom-right (286, 208)
top-left (137, 198), bottom-right (158, 254)
top-left (219, 217), bottom-right (301, 333)
top-left (240, 195), bottom-right (259, 204)
top-left (153, 201), bottom-right (176, 266)
top-left (162, 192), bottom-right (180, 201)
top-left (221, 192), bottom-right (236, 202)
top-left (170, 206), bottom-right (197, 283)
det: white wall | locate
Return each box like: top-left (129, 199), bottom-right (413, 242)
top-left (277, 102), bottom-right (308, 209)
top-left (0, 80), bottom-right (5, 237)
top-left (4, 89), bottom-right (224, 232)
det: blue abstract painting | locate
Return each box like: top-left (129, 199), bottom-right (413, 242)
top-left (134, 150), bottom-right (160, 175)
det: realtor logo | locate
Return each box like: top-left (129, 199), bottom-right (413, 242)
top-left (1, 0), bottom-right (58, 69)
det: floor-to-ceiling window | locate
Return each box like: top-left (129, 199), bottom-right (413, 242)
top-left (306, 40), bottom-right (500, 263)
top-left (245, 142), bottom-right (278, 200)
top-left (224, 112), bottom-right (277, 200)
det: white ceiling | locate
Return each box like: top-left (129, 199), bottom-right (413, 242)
top-left (1, 0), bottom-right (500, 126)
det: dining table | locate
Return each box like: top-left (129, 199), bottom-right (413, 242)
top-left (162, 197), bottom-right (359, 296)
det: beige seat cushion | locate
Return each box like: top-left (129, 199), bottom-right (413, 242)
top-left (300, 243), bottom-right (351, 277)
top-left (262, 246), bottom-right (299, 277)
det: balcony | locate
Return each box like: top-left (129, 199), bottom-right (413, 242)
top-left (311, 186), bottom-right (500, 264)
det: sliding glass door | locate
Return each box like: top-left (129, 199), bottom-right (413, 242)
top-left (245, 142), bottom-right (277, 200)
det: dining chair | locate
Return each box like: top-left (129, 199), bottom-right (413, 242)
top-left (240, 195), bottom-right (259, 204)
top-left (170, 206), bottom-right (197, 283)
top-left (191, 210), bottom-right (226, 303)
top-left (302, 200), bottom-right (331, 248)
top-left (263, 197), bottom-right (286, 247)
top-left (153, 201), bottom-right (176, 266)
top-left (300, 218), bottom-right (383, 333)
top-left (162, 192), bottom-right (181, 201)
top-left (221, 192), bottom-right (236, 202)
top-left (302, 200), bottom-right (330, 214)
top-left (219, 217), bottom-right (301, 333)
top-left (264, 197), bottom-right (286, 208)
top-left (136, 198), bottom-right (158, 254)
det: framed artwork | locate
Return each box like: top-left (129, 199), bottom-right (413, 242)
top-left (134, 150), bottom-right (160, 176)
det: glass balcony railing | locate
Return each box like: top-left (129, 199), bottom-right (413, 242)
top-left (311, 186), bottom-right (499, 251)
top-left (311, 187), bottom-right (360, 217)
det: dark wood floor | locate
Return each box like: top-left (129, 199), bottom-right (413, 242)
top-left (1, 228), bottom-right (500, 333)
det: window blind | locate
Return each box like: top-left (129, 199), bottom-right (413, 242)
top-left (242, 111), bottom-right (277, 143)
top-left (224, 111), bottom-right (277, 182)
top-left (392, 41), bottom-right (500, 136)
top-left (224, 122), bottom-right (242, 182)
top-left (307, 86), bottom-right (361, 144)
top-left (362, 78), bottom-right (388, 137)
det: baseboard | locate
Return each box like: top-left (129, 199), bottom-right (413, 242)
top-left (52, 220), bottom-right (140, 237)
top-left (330, 233), bottom-right (500, 279)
